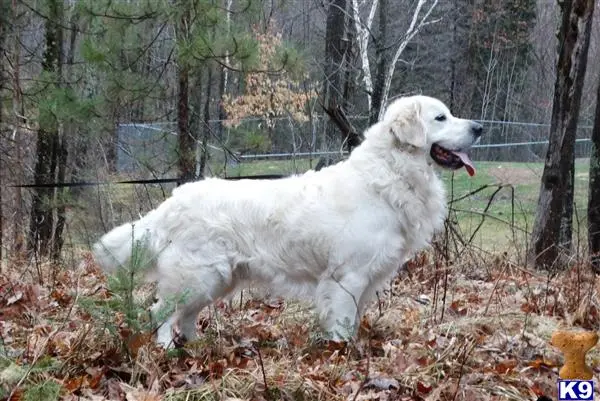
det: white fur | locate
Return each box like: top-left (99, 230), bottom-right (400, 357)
top-left (93, 95), bottom-right (481, 346)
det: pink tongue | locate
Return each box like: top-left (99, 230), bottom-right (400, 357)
top-left (451, 151), bottom-right (476, 177)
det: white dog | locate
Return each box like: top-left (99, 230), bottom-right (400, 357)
top-left (93, 95), bottom-right (482, 347)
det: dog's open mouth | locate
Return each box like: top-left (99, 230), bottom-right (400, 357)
top-left (430, 143), bottom-right (476, 176)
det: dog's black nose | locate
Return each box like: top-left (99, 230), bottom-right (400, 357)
top-left (471, 122), bottom-right (483, 138)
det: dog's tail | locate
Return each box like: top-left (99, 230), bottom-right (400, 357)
top-left (93, 218), bottom-right (156, 274)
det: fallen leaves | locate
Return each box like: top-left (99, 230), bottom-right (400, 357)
top-left (449, 300), bottom-right (468, 316)
top-left (121, 330), bottom-right (154, 358)
top-left (489, 359), bottom-right (518, 374)
top-left (528, 358), bottom-right (556, 370)
top-left (416, 380), bottom-right (432, 394)
top-left (3, 254), bottom-right (598, 401)
top-left (62, 368), bottom-right (105, 393)
top-left (121, 383), bottom-right (162, 401)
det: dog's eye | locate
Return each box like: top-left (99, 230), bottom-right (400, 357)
top-left (435, 114), bottom-right (446, 122)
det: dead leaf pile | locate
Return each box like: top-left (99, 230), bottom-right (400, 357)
top-left (1, 252), bottom-right (599, 400)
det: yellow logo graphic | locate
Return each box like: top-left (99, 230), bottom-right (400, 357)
top-left (551, 330), bottom-right (598, 380)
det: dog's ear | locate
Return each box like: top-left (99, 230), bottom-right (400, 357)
top-left (384, 99), bottom-right (427, 148)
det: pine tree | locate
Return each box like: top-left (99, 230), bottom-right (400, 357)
top-left (28, 0), bottom-right (67, 259)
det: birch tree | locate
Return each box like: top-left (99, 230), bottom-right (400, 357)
top-left (351, 0), bottom-right (439, 123)
top-left (217, 0), bottom-right (234, 139)
top-left (351, 0), bottom-right (377, 111)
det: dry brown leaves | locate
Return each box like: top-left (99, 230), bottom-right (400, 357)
top-left (221, 22), bottom-right (316, 129)
top-left (2, 252), bottom-right (600, 401)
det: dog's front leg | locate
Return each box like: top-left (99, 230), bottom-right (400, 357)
top-left (150, 300), bottom-right (178, 348)
top-left (315, 274), bottom-right (366, 342)
top-left (150, 296), bottom-right (196, 348)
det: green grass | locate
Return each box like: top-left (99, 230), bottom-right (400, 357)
top-left (221, 158), bottom-right (593, 253)
top-left (443, 159), bottom-right (591, 251)
top-left (223, 158), bottom-right (315, 177)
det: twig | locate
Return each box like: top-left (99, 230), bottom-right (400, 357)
top-left (451, 208), bottom-right (530, 234)
top-left (441, 259), bottom-right (449, 323)
top-left (448, 183), bottom-right (499, 204)
top-left (451, 339), bottom-right (476, 401)
top-left (254, 343), bottom-right (269, 394)
top-left (483, 262), bottom-right (508, 316)
top-left (0, 330), bottom-right (7, 358)
top-left (467, 184), bottom-right (506, 244)
top-left (351, 338), bottom-right (371, 401)
top-left (375, 291), bottom-right (384, 317)
top-left (319, 98), bottom-right (363, 152)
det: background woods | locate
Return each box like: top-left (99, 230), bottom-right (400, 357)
top-left (3, 1), bottom-right (600, 400)
top-left (0, 0), bottom-right (599, 266)
top-left (1, 0), bottom-right (600, 268)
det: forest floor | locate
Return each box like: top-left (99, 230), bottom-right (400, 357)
top-left (2, 251), bottom-right (600, 401)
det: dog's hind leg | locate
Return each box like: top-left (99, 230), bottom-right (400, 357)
top-left (154, 258), bottom-right (244, 348)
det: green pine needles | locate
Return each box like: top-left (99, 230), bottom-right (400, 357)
top-left (80, 228), bottom-right (186, 352)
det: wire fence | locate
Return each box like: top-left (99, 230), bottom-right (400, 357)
top-left (116, 117), bottom-right (595, 177)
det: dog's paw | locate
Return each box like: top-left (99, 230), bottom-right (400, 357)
top-left (156, 330), bottom-right (173, 349)
top-left (155, 321), bottom-right (188, 349)
top-left (172, 330), bottom-right (188, 348)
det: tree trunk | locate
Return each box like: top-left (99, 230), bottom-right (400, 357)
top-left (11, 0), bottom-right (25, 256)
top-left (530, 0), bottom-right (595, 270)
top-left (351, 0), bottom-right (378, 111)
top-left (217, 65), bottom-right (227, 141)
top-left (588, 74), bottom-right (600, 273)
top-left (0, 0), bottom-right (7, 270)
top-left (178, 64), bottom-right (194, 183)
top-left (28, 0), bottom-right (64, 258)
top-left (176, 5), bottom-right (195, 184)
top-left (448, 0), bottom-right (457, 111)
top-left (49, 8), bottom-right (80, 262)
top-left (199, 67), bottom-right (212, 177)
top-left (0, 0), bottom-right (7, 100)
top-left (322, 0), bottom-right (348, 150)
top-left (378, 0), bottom-right (438, 122)
top-left (28, 130), bottom-right (58, 256)
top-left (218, 0), bottom-right (233, 141)
top-left (369, 0), bottom-right (439, 123)
top-left (51, 135), bottom-right (68, 261)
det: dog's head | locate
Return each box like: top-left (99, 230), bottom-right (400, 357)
top-left (381, 95), bottom-right (482, 176)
